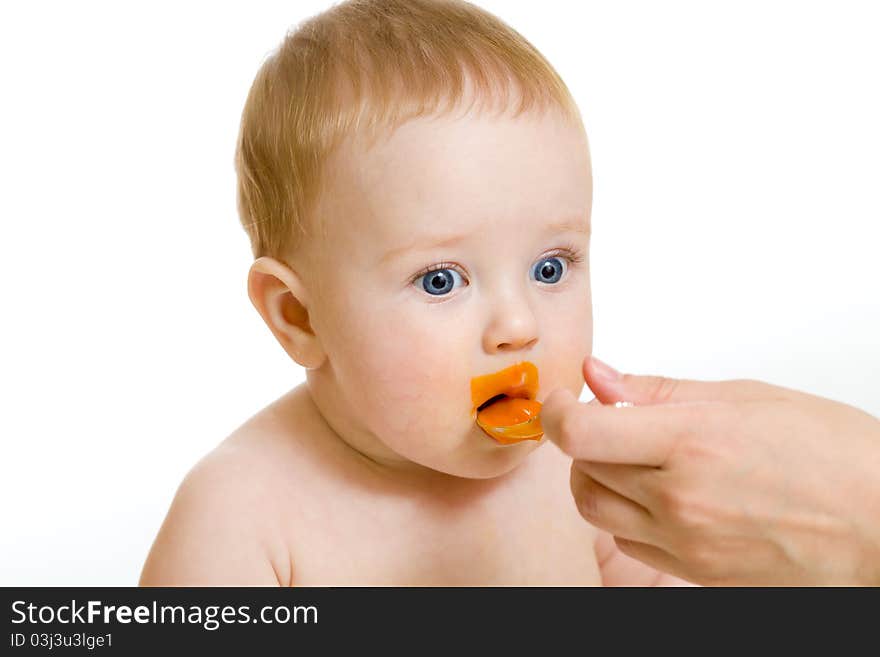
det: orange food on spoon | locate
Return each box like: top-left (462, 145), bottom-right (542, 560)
top-left (470, 361), bottom-right (544, 445)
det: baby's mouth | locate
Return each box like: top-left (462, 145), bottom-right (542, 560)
top-left (470, 361), bottom-right (544, 445)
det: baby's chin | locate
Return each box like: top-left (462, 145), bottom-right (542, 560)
top-left (409, 429), bottom-right (547, 480)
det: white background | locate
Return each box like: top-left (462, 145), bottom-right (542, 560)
top-left (1, 1), bottom-right (877, 585)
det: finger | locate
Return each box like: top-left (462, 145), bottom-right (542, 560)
top-left (544, 391), bottom-right (720, 465)
top-left (583, 355), bottom-right (796, 406)
top-left (574, 460), bottom-right (660, 511)
top-left (613, 536), bottom-right (694, 584)
top-left (569, 466), bottom-right (655, 544)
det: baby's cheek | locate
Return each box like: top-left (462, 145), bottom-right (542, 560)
top-left (564, 305), bottom-right (592, 354)
top-left (540, 299), bottom-right (593, 395)
top-left (343, 312), bottom-right (466, 436)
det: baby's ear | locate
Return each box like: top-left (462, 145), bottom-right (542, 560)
top-left (247, 257), bottom-right (326, 370)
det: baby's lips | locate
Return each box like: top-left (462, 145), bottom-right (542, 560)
top-left (470, 361), bottom-right (544, 445)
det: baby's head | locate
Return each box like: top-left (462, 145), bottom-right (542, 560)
top-left (236, 0), bottom-right (593, 479)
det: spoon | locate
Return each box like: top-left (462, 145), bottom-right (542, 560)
top-left (477, 414), bottom-right (544, 441)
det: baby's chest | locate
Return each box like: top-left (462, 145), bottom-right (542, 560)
top-left (410, 512), bottom-right (602, 585)
top-left (285, 495), bottom-right (602, 586)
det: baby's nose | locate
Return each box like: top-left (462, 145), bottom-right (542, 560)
top-left (482, 299), bottom-right (539, 354)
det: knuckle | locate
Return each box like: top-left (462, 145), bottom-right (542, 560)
top-left (577, 491), bottom-right (599, 521)
top-left (642, 375), bottom-right (680, 404)
top-left (557, 411), bottom-right (584, 453)
top-left (669, 404), bottom-right (731, 464)
top-left (676, 432), bottom-right (722, 465)
top-left (657, 486), bottom-right (710, 531)
top-left (661, 498), bottom-right (732, 582)
top-left (568, 464), bottom-right (586, 495)
top-left (678, 499), bottom-right (711, 532)
top-left (573, 475), bottom-right (599, 520)
top-left (678, 538), bottom-right (720, 578)
top-left (614, 536), bottom-right (637, 557)
top-left (654, 484), bottom-right (685, 518)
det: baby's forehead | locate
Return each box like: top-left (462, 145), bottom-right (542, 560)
top-left (334, 102), bottom-right (582, 169)
top-left (320, 109), bottom-right (590, 240)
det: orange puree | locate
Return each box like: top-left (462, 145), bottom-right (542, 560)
top-left (470, 361), bottom-right (544, 445)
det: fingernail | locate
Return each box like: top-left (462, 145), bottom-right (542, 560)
top-left (591, 356), bottom-right (622, 382)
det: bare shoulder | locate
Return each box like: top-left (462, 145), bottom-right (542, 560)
top-left (139, 425), bottom-right (296, 587)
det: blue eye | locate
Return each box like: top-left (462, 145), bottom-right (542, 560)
top-left (416, 267), bottom-right (465, 296)
top-left (531, 256), bottom-right (566, 284)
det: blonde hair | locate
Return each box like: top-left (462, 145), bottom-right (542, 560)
top-left (234, 0), bottom-right (585, 261)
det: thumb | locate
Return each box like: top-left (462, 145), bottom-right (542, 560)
top-left (583, 355), bottom-right (779, 405)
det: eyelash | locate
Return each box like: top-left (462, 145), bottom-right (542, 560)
top-left (410, 242), bottom-right (586, 287)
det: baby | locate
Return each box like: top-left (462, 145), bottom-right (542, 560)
top-left (140, 0), bottom-right (688, 586)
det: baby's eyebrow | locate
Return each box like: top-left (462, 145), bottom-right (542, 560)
top-left (380, 231), bottom-right (473, 265)
top-left (379, 216), bottom-right (590, 264)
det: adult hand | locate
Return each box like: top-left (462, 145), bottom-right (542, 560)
top-left (542, 356), bottom-right (880, 586)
